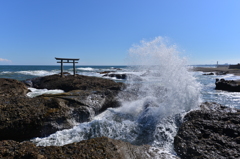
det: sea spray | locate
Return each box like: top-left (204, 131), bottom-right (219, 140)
top-left (120, 36), bottom-right (201, 149)
top-left (32, 37), bottom-right (201, 154)
top-left (27, 88), bottom-right (64, 98)
top-left (122, 36), bottom-right (201, 116)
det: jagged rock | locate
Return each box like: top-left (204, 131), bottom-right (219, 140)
top-left (0, 137), bottom-right (179, 159)
top-left (174, 102), bottom-right (240, 159)
top-left (203, 72), bottom-right (214, 75)
top-left (98, 71), bottom-right (116, 74)
top-left (215, 78), bottom-right (240, 92)
top-left (40, 89), bottom-right (121, 120)
top-left (103, 73), bottom-right (127, 79)
top-left (0, 78), bottom-right (29, 97)
top-left (26, 74), bottom-right (124, 92)
top-left (0, 96), bottom-right (73, 141)
top-left (216, 71), bottom-right (229, 75)
top-left (0, 75), bottom-right (124, 141)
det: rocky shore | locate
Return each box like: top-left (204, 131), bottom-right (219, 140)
top-left (0, 74), bottom-right (124, 141)
top-left (174, 102), bottom-right (240, 159)
top-left (193, 66), bottom-right (240, 92)
top-left (0, 137), bottom-right (178, 159)
top-left (1, 73), bottom-right (240, 158)
top-left (0, 74), bottom-right (178, 159)
top-left (192, 66), bottom-right (240, 76)
top-left (215, 78), bottom-right (240, 92)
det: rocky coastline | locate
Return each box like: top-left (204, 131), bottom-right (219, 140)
top-left (192, 66), bottom-right (240, 76)
top-left (0, 74), bottom-right (124, 141)
top-left (0, 74), bottom-right (178, 159)
top-left (215, 78), bottom-right (240, 92)
top-left (174, 102), bottom-right (240, 159)
top-left (0, 73), bottom-right (240, 158)
top-left (193, 66), bottom-right (240, 92)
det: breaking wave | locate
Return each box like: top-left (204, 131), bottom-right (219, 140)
top-left (32, 36), bottom-right (201, 155)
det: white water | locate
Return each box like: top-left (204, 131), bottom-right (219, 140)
top-left (32, 37), bottom-right (201, 155)
top-left (27, 88), bottom-right (64, 98)
top-left (0, 70), bottom-right (59, 76)
top-left (77, 67), bottom-right (95, 71)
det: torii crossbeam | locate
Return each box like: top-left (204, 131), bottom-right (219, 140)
top-left (55, 57), bottom-right (80, 77)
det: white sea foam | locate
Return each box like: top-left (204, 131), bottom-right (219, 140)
top-left (32, 37), bottom-right (201, 156)
top-left (18, 70), bottom-right (59, 76)
top-left (147, 147), bottom-right (179, 159)
top-left (221, 74), bottom-right (240, 80)
top-left (77, 67), bottom-right (95, 71)
top-left (79, 72), bottom-right (103, 77)
top-left (27, 88), bottom-right (64, 98)
top-left (0, 71), bottom-right (11, 74)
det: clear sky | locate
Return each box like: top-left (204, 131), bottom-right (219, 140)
top-left (0, 0), bottom-right (239, 65)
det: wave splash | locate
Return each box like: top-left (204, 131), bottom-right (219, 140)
top-left (32, 37), bottom-right (201, 154)
top-left (124, 36), bottom-right (201, 116)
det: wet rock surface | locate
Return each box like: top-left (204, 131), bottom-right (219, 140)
top-left (215, 78), bottom-right (240, 92)
top-left (0, 74), bottom-right (124, 141)
top-left (0, 74), bottom-right (182, 159)
top-left (203, 72), bottom-right (214, 75)
top-left (0, 78), bottom-right (29, 97)
top-left (174, 102), bottom-right (240, 159)
top-left (0, 137), bottom-right (179, 159)
top-left (103, 73), bottom-right (127, 79)
top-left (27, 74), bottom-right (124, 92)
top-left (216, 71), bottom-right (228, 75)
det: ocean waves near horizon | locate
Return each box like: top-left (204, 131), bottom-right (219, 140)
top-left (0, 65), bottom-right (127, 81)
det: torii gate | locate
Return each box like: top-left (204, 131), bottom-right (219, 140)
top-left (55, 57), bottom-right (80, 77)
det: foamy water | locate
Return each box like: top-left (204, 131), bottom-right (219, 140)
top-left (194, 71), bottom-right (240, 109)
top-left (31, 37), bottom-right (201, 157)
top-left (77, 67), bottom-right (95, 71)
top-left (27, 88), bottom-right (64, 98)
top-left (1, 70), bottom-right (59, 76)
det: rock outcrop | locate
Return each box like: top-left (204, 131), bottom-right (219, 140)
top-left (174, 102), bottom-right (240, 159)
top-left (215, 78), bottom-right (240, 92)
top-left (0, 137), bottom-right (179, 159)
top-left (0, 74), bottom-right (181, 159)
top-left (103, 73), bottom-right (127, 79)
top-left (0, 78), bottom-right (29, 97)
top-left (216, 71), bottom-right (228, 75)
top-left (26, 74), bottom-right (124, 92)
top-left (0, 74), bottom-right (124, 141)
top-left (203, 72), bottom-right (214, 75)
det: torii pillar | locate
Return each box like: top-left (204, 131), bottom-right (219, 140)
top-left (55, 57), bottom-right (80, 77)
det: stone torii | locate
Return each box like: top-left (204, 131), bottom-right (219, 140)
top-left (55, 57), bottom-right (80, 77)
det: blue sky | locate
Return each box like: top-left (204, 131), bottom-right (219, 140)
top-left (0, 0), bottom-right (239, 65)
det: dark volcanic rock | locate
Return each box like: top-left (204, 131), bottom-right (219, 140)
top-left (203, 72), bottom-right (214, 75)
top-left (0, 92), bottom-right (119, 141)
top-left (40, 89), bottom-right (122, 120)
top-left (103, 73), bottom-right (127, 80)
top-left (0, 96), bottom-right (74, 141)
top-left (216, 71), bottom-right (229, 75)
top-left (0, 75), bottom-right (125, 141)
top-left (174, 102), bottom-right (240, 159)
top-left (0, 137), bottom-right (179, 159)
top-left (215, 78), bottom-right (240, 92)
top-left (0, 78), bottom-right (29, 97)
top-left (98, 71), bottom-right (116, 74)
top-left (28, 74), bottom-right (124, 92)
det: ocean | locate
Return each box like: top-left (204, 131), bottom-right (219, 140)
top-left (1, 40), bottom-right (240, 158)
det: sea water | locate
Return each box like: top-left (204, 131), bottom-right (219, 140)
top-left (1, 37), bottom-right (240, 157)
